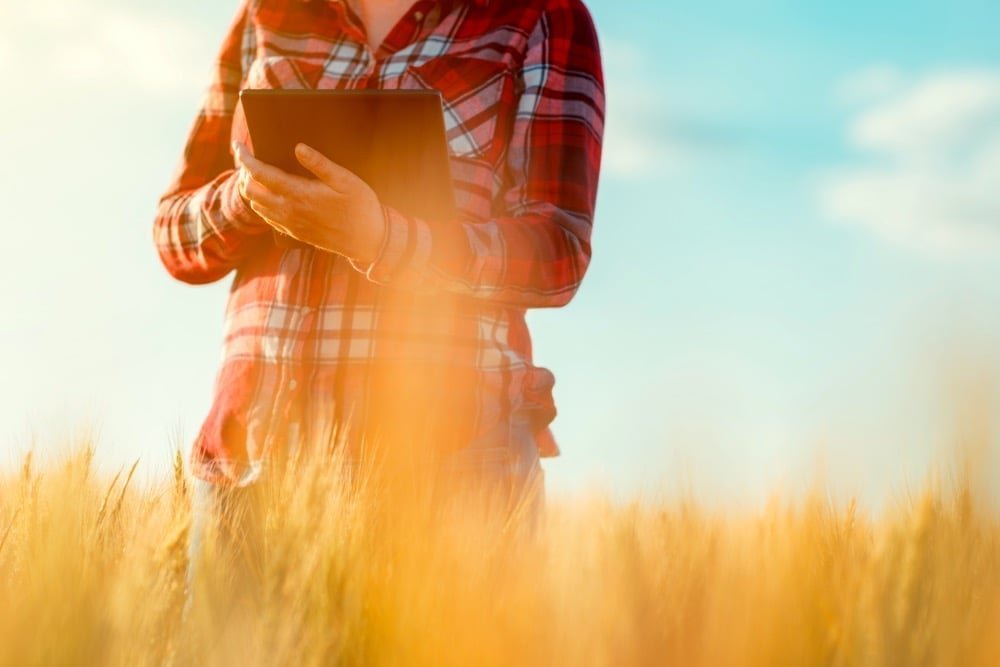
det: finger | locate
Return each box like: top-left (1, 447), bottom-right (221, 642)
top-left (235, 143), bottom-right (298, 195)
top-left (242, 175), bottom-right (286, 211)
top-left (237, 166), bottom-right (253, 198)
top-left (237, 167), bottom-right (259, 205)
top-left (232, 141), bottom-right (255, 173)
top-left (295, 143), bottom-right (352, 189)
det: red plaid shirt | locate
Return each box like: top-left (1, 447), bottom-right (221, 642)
top-left (154, 0), bottom-right (605, 485)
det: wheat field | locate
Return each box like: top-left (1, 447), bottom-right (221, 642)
top-left (0, 438), bottom-right (998, 667)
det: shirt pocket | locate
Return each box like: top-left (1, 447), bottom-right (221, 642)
top-left (234, 53), bottom-right (354, 155)
top-left (232, 55), bottom-right (312, 151)
top-left (401, 55), bottom-right (517, 162)
top-left (242, 54), bottom-right (328, 91)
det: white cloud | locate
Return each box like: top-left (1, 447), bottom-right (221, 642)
top-left (601, 40), bottom-right (684, 177)
top-left (0, 0), bottom-right (210, 96)
top-left (820, 68), bottom-right (1000, 257)
top-left (835, 63), bottom-right (906, 105)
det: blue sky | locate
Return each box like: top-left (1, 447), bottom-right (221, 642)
top-left (1, 0), bottom-right (999, 507)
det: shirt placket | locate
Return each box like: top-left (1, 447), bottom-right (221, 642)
top-left (282, 305), bottom-right (319, 462)
top-left (275, 0), bottom-right (444, 462)
top-left (328, 0), bottom-right (440, 87)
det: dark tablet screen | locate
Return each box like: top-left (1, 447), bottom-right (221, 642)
top-left (239, 89), bottom-right (456, 224)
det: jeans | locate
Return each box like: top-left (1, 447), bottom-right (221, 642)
top-left (183, 412), bottom-right (545, 615)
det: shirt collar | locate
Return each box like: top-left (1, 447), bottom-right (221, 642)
top-left (302, 0), bottom-right (491, 6)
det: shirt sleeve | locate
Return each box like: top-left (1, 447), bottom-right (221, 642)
top-left (153, 0), bottom-right (271, 286)
top-left (347, 0), bottom-right (605, 309)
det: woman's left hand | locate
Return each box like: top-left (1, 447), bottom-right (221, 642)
top-left (233, 141), bottom-right (386, 264)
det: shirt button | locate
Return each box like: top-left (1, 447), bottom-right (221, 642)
top-left (413, 10), bottom-right (424, 20)
top-left (289, 380), bottom-right (298, 391)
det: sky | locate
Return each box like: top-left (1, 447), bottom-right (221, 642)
top-left (1, 0), bottom-right (999, 508)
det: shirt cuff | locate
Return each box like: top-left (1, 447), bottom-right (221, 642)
top-left (220, 170), bottom-right (271, 234)
top-left (348, 204), bottom-right (433, 286)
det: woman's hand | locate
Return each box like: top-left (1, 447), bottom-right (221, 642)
top-left (233, 141), bottom-right (386, 264)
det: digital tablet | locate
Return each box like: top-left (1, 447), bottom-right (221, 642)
top-left (239, 89), bottom-right (457, 244)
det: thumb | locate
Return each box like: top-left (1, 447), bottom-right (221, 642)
top-left (295, 143), bottom-right (346, 187)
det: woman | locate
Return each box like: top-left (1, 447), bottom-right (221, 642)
top-left (157, 0), bottom-right (605, 599)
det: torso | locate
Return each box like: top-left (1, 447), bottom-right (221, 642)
top-left (347, 0), bottom-right (419, 54)
top-left (175, 0), bottom-right (597, 484)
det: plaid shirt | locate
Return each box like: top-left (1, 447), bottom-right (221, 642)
top-left (154, 0), bottom-right (605, 486)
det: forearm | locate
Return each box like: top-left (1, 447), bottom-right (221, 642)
top-left (153, 0), bottom-right (263, 285)
top-left (154, 168), bottom-right (271, 285)
top-left (345, 0), bottom-right (604, 309)
top-left (348, 201), bottom-right (591, 309)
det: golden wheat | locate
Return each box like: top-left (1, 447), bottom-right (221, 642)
top-left (0, 439), bottom-right (997, 667)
